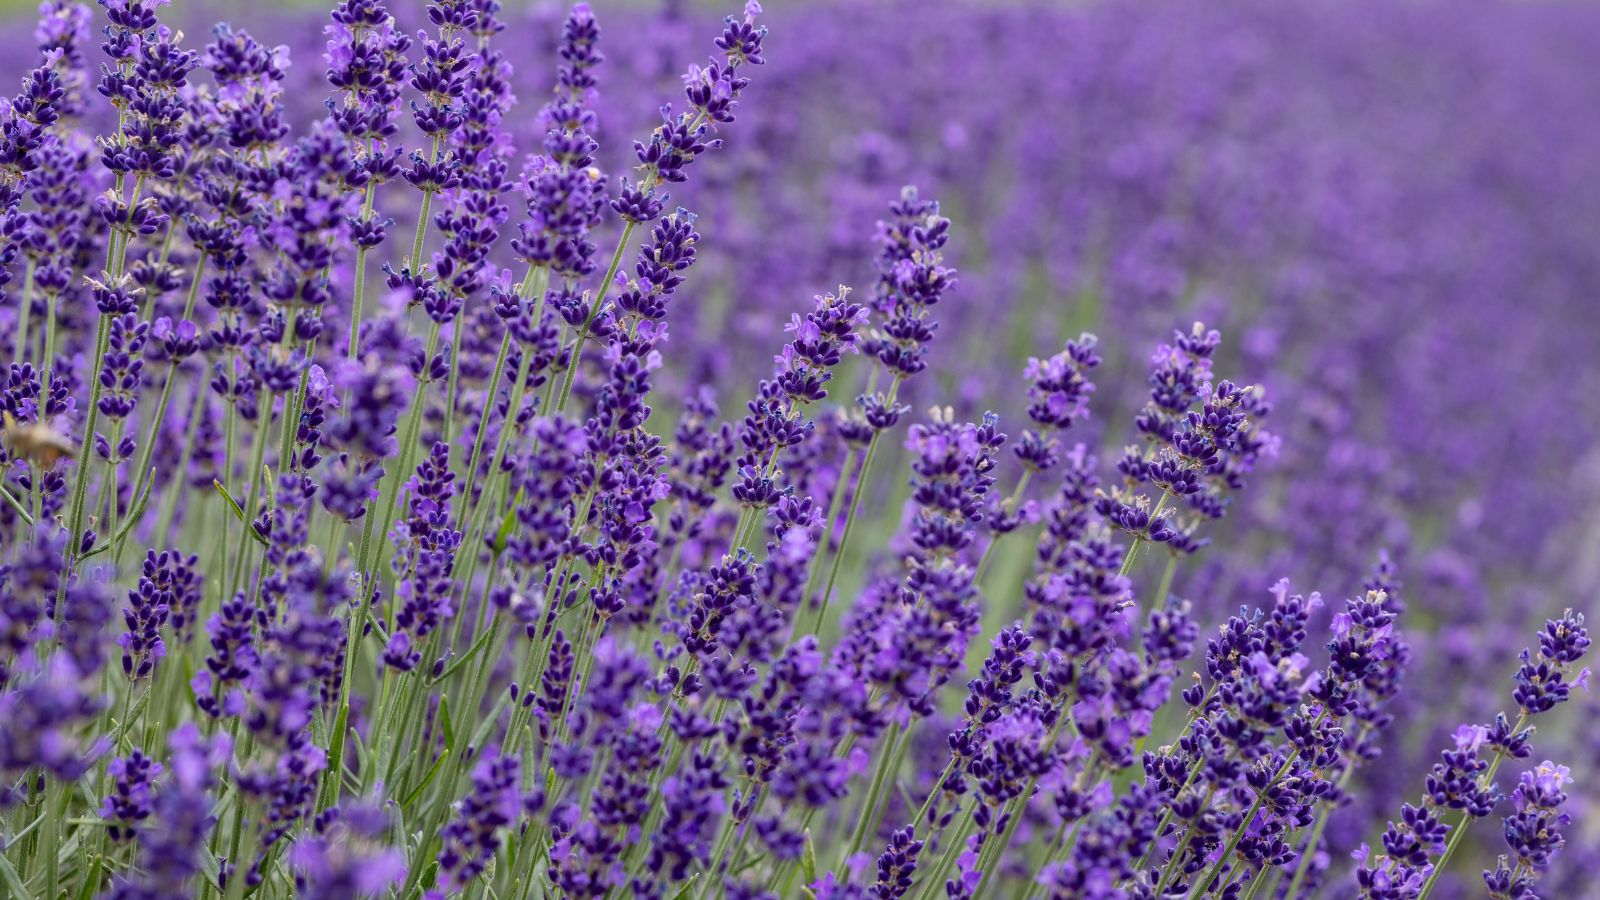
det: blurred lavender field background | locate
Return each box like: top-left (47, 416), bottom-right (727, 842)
top-left (2, 0), bottom-right (1598, 896)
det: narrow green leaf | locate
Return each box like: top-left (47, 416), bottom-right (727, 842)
top-left (439, 693), bottom-right (455, 752)
top-left (113, 690), bottom-right (152, 747)
top-left (322, 702), bottom-right (351, 809)
top-left (365, 607), bottom-right (390, 643)
top-left (669, 874), bottom-right (701, 900)
top-left (213, 480), bottom-right (269, 546)
top-left (491, 497), bottom-right (519, 556)
top-left (259, 465), bottom-right (274, 510)
top-left (402, 750), bottom-right (451, 809)
top-left (351, 724), bottom-right (369, 780)
top-left (213, 478), bottom-right (246, 522)
top-left (198, 843), bottom-right (222, 889)
top-left (8, 811), bottom-right (44, 844)
top-left (0, 852), bottom-right (29, 899)
top-left (802, 828), bottom-right (817, 888)
top-left (432, 626), bottom-right (495, 684)
top-left (0, 480), bottom-right (32, 526)
top-left (75, 853), bottom-right (102, 900)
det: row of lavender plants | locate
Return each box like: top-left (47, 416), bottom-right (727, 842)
top-left (0, 0), bottom-right (1595, 898)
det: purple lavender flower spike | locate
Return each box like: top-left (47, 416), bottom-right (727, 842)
top-left (433, 752), bottom-right (520, 898)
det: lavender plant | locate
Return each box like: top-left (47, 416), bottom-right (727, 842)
top-left (0, 1), bottom-right (1595, 899)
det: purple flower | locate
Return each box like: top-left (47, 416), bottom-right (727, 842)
top-left (434, 752), bottom-right (521, 897)
top-left (101, 750), bottom-right (162, 841)
top-left (102, 723), bottom-right (231, 899)
top-left (291, 802), bottom-right (408, 899)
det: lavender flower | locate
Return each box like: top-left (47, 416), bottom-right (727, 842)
top-left (1483, 761), bottom-right (1572, 898)
top-left (434, 752), bottom-right (520, 897)
top-left (101, 750), bottom-right (161, 841)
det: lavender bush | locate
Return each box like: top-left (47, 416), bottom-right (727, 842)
top-left (0, 0), bottom-right (1597, 898)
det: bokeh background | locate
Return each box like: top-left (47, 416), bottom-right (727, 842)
top-left (4, 0), bottom-right (1599, 893)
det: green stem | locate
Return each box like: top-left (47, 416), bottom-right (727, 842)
top-left (909, 757), bottom-right (957, 835)
top-left (63, 314), bottom-right (112, 566)
top-left (976, 468), bottom-right (1033, 583)
top-left (843, 723), bottom-right (907, 868)
top-left (346, 181), bottom-right (378, 364)
top-left (809, 376), bottom-right (902, 636)
top-left (1153, 553), bottom-right (1178, 608)
top-left (39, 774), bottom-right (68, 900)
top-left (363, 322), bottom-right (441, 590)
top-left (41, 290), bottom-right (59, 391)
top-left (800, 447), bottom-right (857, 601)
top-left (1118, 490), bottom-right (1171, 579)
top-left (443, 318), bottom-right (464, 446)
top-left (11, 260), bottom-right (35, 364)
top-left (1240, 860), bottom-right (1273, 900)
top-left (551, 221), bottom-right (637, 416)
top-left (153, 382), bottom-right (206, 545)
top-left (915, 803), bottom-right (977, 900)
top-left (114, 360), bottom-right (182, 566)
top-left (1283, 751), bottom-right (1365, 898)
top-left (225, 390), bottom-right (276, 601)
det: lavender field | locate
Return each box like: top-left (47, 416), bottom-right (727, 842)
top-left (0, 0), bottom-right (1598, 897)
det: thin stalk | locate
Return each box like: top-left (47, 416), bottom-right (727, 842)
top-left (1153, 553), bottom-right (1178, 608)
top-left (63, 314), bottom-right (111, 565)
top-left (63, 174), bottom-right (148, 573)
top-left (550, 108), bottom-right (713, 417)
top-left (1240, 863), bottom-right (1273, 900)
top-left (1020, 820), bottom-right (1070, 900)
top-left (225, 390), bottom-right (276, 600)
top-left (42, 290), bottom-right (59, 390)
top-left (442, 319), bottom-right (464, 446)
top-left (1130, 689), bottom-right (1220, 880)
top-left (115, 360), bottom-right (181, 566)
top-left (458, 330), bottom-right (511, 532)
top-left (0, 479), bottom-right (32, 525)
top-left (362, 322), bottom-right (441, 588)
top-left (799, 447), bottom-right (857, 602)
top-left (11, 260), bottom-right (35, 364)
top-left (908, 757), bottom-right (957, 835)
top-left (104, 420), bottom-right (124, 539)
top-left (458, 265), bottom-right (543, 533)
top-left (551, 221), bottom-right (636, 416)
top-left (915, 802), bottom-right (977, 900)
top-left (346, 180), bottom-right (379, 364)
top-left (1118, 491), bottom-right (1171, 578)
top-left (842, 723), bottom-right (908, 868)
top-left (153, 384), bottom-right (206, 546)
top-left (1155, 785), bottom-right (1217, 893)
top-left (975, 468), bottom-right (1033, 583)
top-left (809, 375), bottom-right (902, 635)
